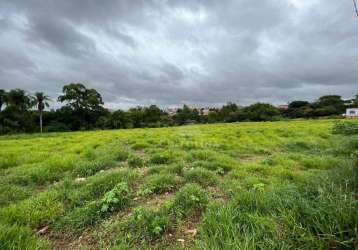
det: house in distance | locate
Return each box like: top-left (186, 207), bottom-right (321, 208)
top-left (345, 108), bottom-right (358, 118)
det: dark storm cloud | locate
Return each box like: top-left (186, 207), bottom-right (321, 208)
top-left (0, 0), bottom-right (357, 108)
top-left (27, 16), bottom-right (96, 57)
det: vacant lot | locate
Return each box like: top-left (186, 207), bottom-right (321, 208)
top-left (0, 120), bottom-right (356, 249)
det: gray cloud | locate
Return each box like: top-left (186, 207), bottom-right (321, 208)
top-left (0, 0), bottom-right (357, 109)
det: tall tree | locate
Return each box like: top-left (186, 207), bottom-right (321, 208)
top-left (174, 105), bottom-right (200, 125)
top-left (58, 83), bottom-right (103, 112)
top-left (220, 102), bottom-right (240, 122)
top-left (0, 89), bottom-right (34, 133)
top-left (241, 103), bottom-right (281, 121)
top-left (5, 89), bottom-right (31, 111)
top-left (128, 106), bottom-right (145, 128)
top-left (285, 100), bottom-right (311, 118)
top-left (110, 110), bottom-right (132, 129)
top-left (58, 83), bottom-right (104, 129)
top-left (0, 89), bottom-right (6, 112)
top-left (314, 95), bottom-right (345, 116)
top-left (32, 92), bottom-right (51, 133)
top-left (143, 105), bottom-right (164, 126)
top-left (352, 95), bottom-right (358, 107)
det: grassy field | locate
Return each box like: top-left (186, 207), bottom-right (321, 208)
top-left (0, 120), bottom-right (356, 249)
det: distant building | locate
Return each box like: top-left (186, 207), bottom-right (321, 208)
top-left (277, 105), bottom-right (289, 110)
top-left (345, 108), bottom-right (358, 118)
top-left (200, 108), bottom-right (210, 116)
top-left (165, 107), bottom-right (179, 116)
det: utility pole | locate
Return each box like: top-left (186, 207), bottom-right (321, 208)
top-left (353, 0), bottom-right (358, 18)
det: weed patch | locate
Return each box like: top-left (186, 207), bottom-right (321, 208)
top-left (184, 168), bottom-right (218, 187)
top-left (0, 223), bottom-right (49, 249)
top-left (333, 120), bottom-right (358, 135)
top-left (149, 152), bottom-right (173, 164)
top-left (127, 154), bottom-right (145, 168)
top-left (139, 173), bottom-right (183, 196)
top-left (171, 184), bottom-right (208, 217)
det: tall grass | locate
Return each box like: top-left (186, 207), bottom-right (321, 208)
top-left (198, 164), bottom-right (357, 249)
top-left (0, 119), bottom-right (356, 249)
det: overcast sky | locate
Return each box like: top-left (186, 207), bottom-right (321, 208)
top-left (0, 0), bottom-right (357, 109)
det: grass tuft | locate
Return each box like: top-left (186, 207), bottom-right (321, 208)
top-left (184, 168), bottom-right (218, 187)
top-left (139, 173), bottom-right (183, 196)
top-left (171, 183), bottom-right (208, 217)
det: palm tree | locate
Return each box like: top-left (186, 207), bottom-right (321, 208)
top-left (33, 92), bottom-right (51, 133)
top-left (0, 89), bottom-right (6, 111)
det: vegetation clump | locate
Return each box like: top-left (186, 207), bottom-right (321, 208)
top-left (149, 152), bottom-right (173, 164)
top-left (100, 182), bottom-right (132, 213)
top-left (184, 168), bottom-right (218, 187)
top-left (120, 206), bottom-right (171, 243)
top-left (127, 154), bottom-right (145, 168)
top-left (333, 120), bottom-right (358, 135)
top-left (171, 184), bottom-right (208, 217)
top-left (139, 173), bottom-right (183, 196)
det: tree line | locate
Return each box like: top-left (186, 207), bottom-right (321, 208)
top-left (0, 83), bottom-right (357, 134)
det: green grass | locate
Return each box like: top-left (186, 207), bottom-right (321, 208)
top-left (139, 173), bottom-right (184, 196)
top-left (184, 168), bottom-right (218, 187)
top-left (0, 120), bottom-right (356, 249)
top-left (171, 183), bottom-right (209, 217)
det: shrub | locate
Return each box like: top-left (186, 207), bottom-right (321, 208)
top-left (184, 168), bottom-right (218, 187)
top-left (101, 182), bottom-right (131, 213)
top-left (332, 120), bottom-right (358, 135)
top-left (172, 184), bottom-right (208, 217)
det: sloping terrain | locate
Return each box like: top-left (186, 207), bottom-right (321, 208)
top-left (0, 120), bottom-right (356, 249)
